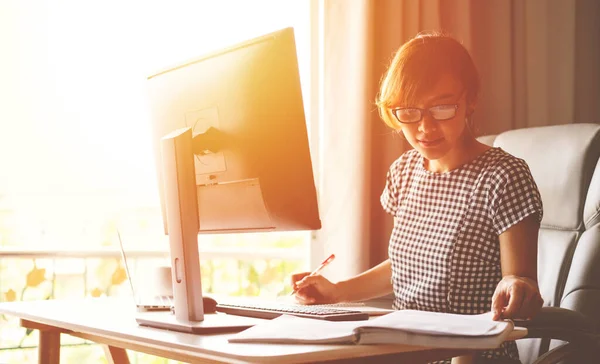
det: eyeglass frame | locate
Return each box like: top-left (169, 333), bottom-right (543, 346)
top-left (390, 90), bottom-right (466, 124)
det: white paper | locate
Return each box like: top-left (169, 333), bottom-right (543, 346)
top-left (229, 315), bottom-right (360, 344)
top-left (361, 310), bottom-right (509, 337)
top-left (228, 309), bottom-right (513, 349)
top-left (197, 178), bottom-right (274, 231)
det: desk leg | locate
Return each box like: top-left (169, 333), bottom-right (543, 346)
top-left (20, 320), bottom-right (61, 364)
top-left (102, 345), bottom-right (131, 364)
top-left (39, 330), bottom-right (61, 364)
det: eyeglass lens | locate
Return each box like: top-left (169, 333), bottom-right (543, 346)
top-left (395, 105), bottom-right (456, 123)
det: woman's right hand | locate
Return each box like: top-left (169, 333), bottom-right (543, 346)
top-left (290, 272), bottom-right (341, 305)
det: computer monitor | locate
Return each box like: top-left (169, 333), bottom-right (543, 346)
top-left (140, 27), bottom-right (321, 333)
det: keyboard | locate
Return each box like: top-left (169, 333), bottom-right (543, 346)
top-left (215, 299), bottom-right (369, 321)
top-left (137, 295), bottom-right (173, 311)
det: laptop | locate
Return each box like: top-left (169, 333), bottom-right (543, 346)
top-left (117, 230), bottom-right (173, 312)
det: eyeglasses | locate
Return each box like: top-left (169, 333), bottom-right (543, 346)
top-left (391, 104), bottom-right (459, 124)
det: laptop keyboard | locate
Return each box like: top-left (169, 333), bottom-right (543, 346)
top-left (156, 295), bottom-right (173, 306)
top-left (215, 299), bottom-right (369, 321)
top-left (141, 295), bottom-right (173, 309)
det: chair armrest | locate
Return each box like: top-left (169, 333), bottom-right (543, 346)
top-left (532, 342), bottom-right (576, 364)
top-left (515, 307), bottom-right (597, 344)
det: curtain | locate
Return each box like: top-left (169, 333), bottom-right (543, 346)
top-left (313, 0), bottom-right (600, 280)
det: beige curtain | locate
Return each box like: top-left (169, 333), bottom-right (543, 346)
top-left (313, 0), bottom-right (600, 279)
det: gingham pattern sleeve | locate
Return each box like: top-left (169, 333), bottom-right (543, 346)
top-left (381, 153), bottom-right (411, 216)
top-left (381, 167), bottom-right (399, 215)
top-left (489, 157), bottom-right (543, 235)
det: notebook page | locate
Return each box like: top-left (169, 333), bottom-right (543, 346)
top-left (361, 310), bottom-right (510, 336)
top-left (228, 315), bottom-right (361, 344)
top-left (356, 329), bottom-right (511, 349)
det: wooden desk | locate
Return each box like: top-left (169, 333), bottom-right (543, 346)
top-left (0, 298), bottom-right (526, 364)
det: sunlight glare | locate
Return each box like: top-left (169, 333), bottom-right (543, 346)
top-left (0, 0), bottom-right (309, 247)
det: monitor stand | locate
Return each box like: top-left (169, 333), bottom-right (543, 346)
top-left (136, 127), bottom-right (263, 334)
top-left (135, 310), bottom-right (264, 334)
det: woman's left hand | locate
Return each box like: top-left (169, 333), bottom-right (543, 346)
top-left (491, 275), bottom-right (543, 321)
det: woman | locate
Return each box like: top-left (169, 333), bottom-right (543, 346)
top-left (291, 31), bottom-right (544, 363)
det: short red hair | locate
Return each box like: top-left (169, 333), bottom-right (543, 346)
top-left (376, 31), bottom-right (480, 130)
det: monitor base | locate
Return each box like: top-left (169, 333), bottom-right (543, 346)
top-left (136, 311), bottom-right (265, 334)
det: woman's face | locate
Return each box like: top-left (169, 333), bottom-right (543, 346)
top-left (396, 74), bottom-right (474, 162)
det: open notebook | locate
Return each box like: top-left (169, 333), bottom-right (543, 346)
top-left (229, 310), bottom-right (514, 350)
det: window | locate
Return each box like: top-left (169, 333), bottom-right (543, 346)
top-left (0, 0), bottom-right (313, 250)
top-left (0, 1), bottom-right (313, 362)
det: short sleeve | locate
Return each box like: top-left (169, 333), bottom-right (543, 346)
top-left (489, 158), bottom-right (544, 235)
top-left (381, 168), bottom-right (399, 215)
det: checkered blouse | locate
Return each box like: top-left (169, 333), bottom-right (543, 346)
top-left (381, 147), bottom-right (543, 363)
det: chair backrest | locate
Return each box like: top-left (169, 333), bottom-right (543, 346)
top-left (480, 123), bottom-right (600, 364)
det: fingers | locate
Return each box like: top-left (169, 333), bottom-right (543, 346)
top-left (290, 274), bottom-right (335, 305)
top-left (295, 275), bottom-right (322, 290)
top-left (501, 284), bottom-right (525, 319)
top-left (491, 288), bottom-right (508, 321)
top-left (294, 287), bottom-right (316, 304)
top-left (290, 272), bottom-right (311, 286)
top-left (492, 277), bottom-right (544, 320)
top-left (289, 274), bottom-right (321, 304)
top-left (294, 277), bottom-right (327, 304)
top-left (289, 272), bottom-right (312, 291)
